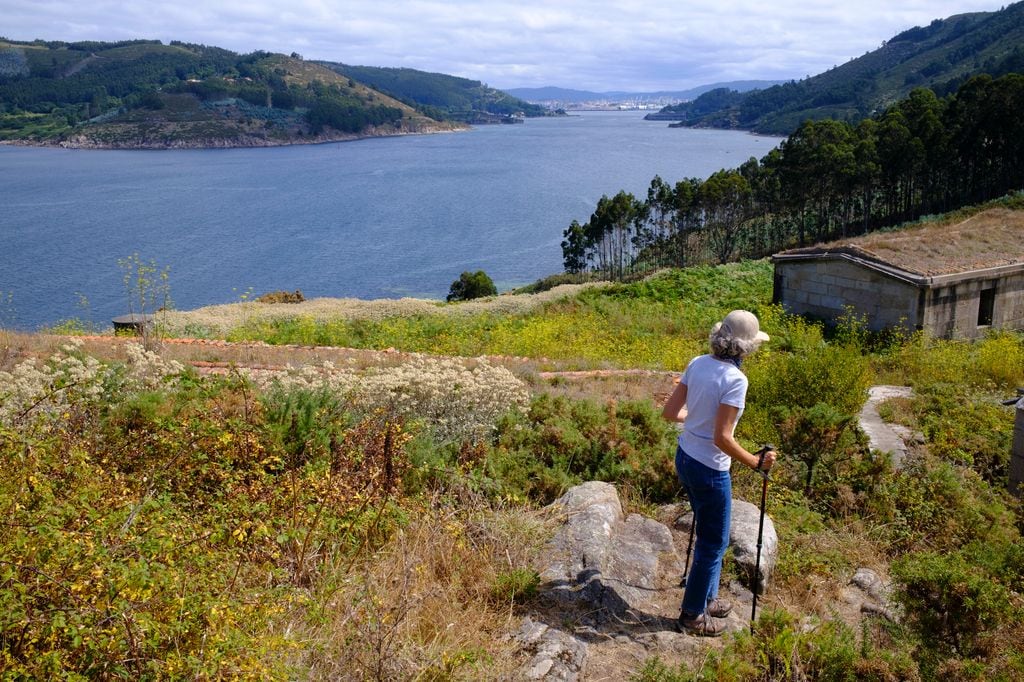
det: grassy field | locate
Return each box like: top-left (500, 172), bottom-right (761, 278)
top-left (3, 261), bottom-right (1023, 680)
top-left (164, 261), bottom-right (773, 371)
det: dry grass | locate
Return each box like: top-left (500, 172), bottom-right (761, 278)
top-left (771, 518), bottom-right (890, 626)
top-left (285, 497), bottom-right (555, 680)
top-left (537, 370), bottom-right (678, 405)
top-left (784, 207), bottom-right (1024, 275)
top-left (159, 283), bottom-right (603, 337)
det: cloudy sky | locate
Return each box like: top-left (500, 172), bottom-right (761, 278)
top-left (1, 1), bottom-right (1008, 91)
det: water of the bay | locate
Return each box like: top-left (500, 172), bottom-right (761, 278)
top-left (0, 111), bottom-right (780, 330)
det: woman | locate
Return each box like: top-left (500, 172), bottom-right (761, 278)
top-left (661, 309), bottom-right (777, 636)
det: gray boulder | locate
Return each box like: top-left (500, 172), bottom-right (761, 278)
top-left (849, 567), bottom-right (899, 623)
top-left (540, 481), bottom-right (680, 619)
top-left (728, 498), bottom-right (778, 594)
top-left (514, 617), bottom-right (587, 681)
top-left (672, 498), bottom-right (778, 595)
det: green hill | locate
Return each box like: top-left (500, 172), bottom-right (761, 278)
top-left (0, 39), bottom-right (456, 147)
top-left (653, 1), bottom-right (1024, 134)
top-left (318, 63), bottom-right (547, 121)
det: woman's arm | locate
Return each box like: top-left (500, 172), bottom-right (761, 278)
top-left (713, 403), bottom-right (777, 471)
top-left (661, 380), bottom-right (688, 423)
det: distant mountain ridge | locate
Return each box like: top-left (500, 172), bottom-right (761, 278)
top-left (0, 39), bottom-right (467, 147)
top-left (319, 63), bottom-right (547, 121)
top-left (505, 81), bottom-right (782, 104)
top-left (653, 1), bottom-right (1024, 133)
top-left (0, 38), bottom-right (544, 147)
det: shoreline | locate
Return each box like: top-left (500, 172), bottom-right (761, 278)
top-left (0, 121), bottom-right (467, 151)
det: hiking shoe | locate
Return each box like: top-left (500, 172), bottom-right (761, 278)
top-left (676, 611), bottom-right (726, 637)
top-left (707, 598), bottom-right (733, 618)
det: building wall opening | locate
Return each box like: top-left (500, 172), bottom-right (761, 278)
top-left (978, 286), bottom-right (996, 326)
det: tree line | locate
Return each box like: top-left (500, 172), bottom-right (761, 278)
top-left (562, 74), bottom-right (1024, 278)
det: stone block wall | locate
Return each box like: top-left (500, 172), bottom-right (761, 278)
top-left (775, 259), bottom-right (919, 330)
top-left (923, 271), bottom-right (1024, 339)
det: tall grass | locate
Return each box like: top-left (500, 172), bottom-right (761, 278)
top-left (219, 261), bottom-right (773, 370)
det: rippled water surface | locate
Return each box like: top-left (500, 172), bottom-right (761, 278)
top-left (1, 111), bottom-right (779, 329)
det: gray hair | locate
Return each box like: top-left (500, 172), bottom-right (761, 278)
top-left (709, 322), bottom-right (760, 359)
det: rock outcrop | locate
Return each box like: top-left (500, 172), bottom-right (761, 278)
top-left (540, 481), bottom-right (682, 621)
top-left (514, 617), bottom-right (588, 681)
top-left (516, 481), bottom-right (781, 680)
top-left (729, 498), bottom-right (778, 594)
top-left (844, 567), bottom-right (899, 623)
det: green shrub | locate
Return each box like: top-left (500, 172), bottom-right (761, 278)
top-left (255, 289), bottom-right (305, 304)
top-left (892, 550), bottom-right (1019, 661)
top-left (748, 341), bottom-right (872, 417)
top-left (260, 385), bottom-right (350, 469)
top-left (743, 339), bottom-right (872, 452)
top-left (447, 270), bottom-right (498, 302)
top-left (487, 394), bottom-right (678, 504)
top-left (913, 385), bottom-right (1013, 483)
top-left (873, 458), bottom-right (1018, 553)
top-left (685, 609), bottom-right (919, 682)
top-left (773, 401), bottom-right (860, 497)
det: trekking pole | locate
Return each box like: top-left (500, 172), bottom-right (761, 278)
top-left (750, 443), bottom-right (775, 635)
top-left (674, 481), bottom-right (697, 587)
top-left (681, 503), bottom-right (696, 587)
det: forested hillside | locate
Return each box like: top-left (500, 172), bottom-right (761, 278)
top-left (320, 63), bottom-right (546, 121)
top-left (653, 1), bottom-right (1024, 134)
top-left (565, 74), bottom-right (1024, 278)
top-left (0, 39), bottom-right (455, 147)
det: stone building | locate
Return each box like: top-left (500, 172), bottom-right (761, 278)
top-left (771, 208), bottom-right (1024, 339)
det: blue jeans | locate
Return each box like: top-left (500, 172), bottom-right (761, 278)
top-left (676, 446), bottom-right (732, 616)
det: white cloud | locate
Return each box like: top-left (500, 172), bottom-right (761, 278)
top-left (0, 0), bottom-right (1006, 91)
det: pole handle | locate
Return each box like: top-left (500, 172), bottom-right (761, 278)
top-left (755, 443), bottom-right (775, 479)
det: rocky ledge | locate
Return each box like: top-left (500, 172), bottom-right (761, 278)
top-left (513, 481), bottom-right (897, 681)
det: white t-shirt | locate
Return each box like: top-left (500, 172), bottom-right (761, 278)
top-left (677, 354), bottom-right (748, 471)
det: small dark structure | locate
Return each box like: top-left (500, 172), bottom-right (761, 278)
top-left (771, 208), bottom-right (1024, 339)
top-left (112, 313), bottom-right (155, 336)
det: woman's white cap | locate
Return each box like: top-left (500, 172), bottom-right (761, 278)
top-left (720, 310), bottom-right (769, 343)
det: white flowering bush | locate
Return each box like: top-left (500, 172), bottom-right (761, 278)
top-left (160, 283), bottom-right (602, 337)
top-left (123, 341), bottom-right (185, 389)
top-left (0, 340), bottom-right (184, 427)
top-left (253, 356), bottom-right (531, 443)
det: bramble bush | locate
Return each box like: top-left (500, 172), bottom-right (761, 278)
top-left (405, 393), bottom-right (679, 504)
top-left (486, 394), bottom-right (678, 503)
top-left (0, 346), bottom-right (440, 679)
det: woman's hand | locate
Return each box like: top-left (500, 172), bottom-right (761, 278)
top-left (754, 448), bottom-right (777, 472)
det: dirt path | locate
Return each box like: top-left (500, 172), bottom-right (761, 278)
top-left (5, 333), bottom-right (678, 404)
